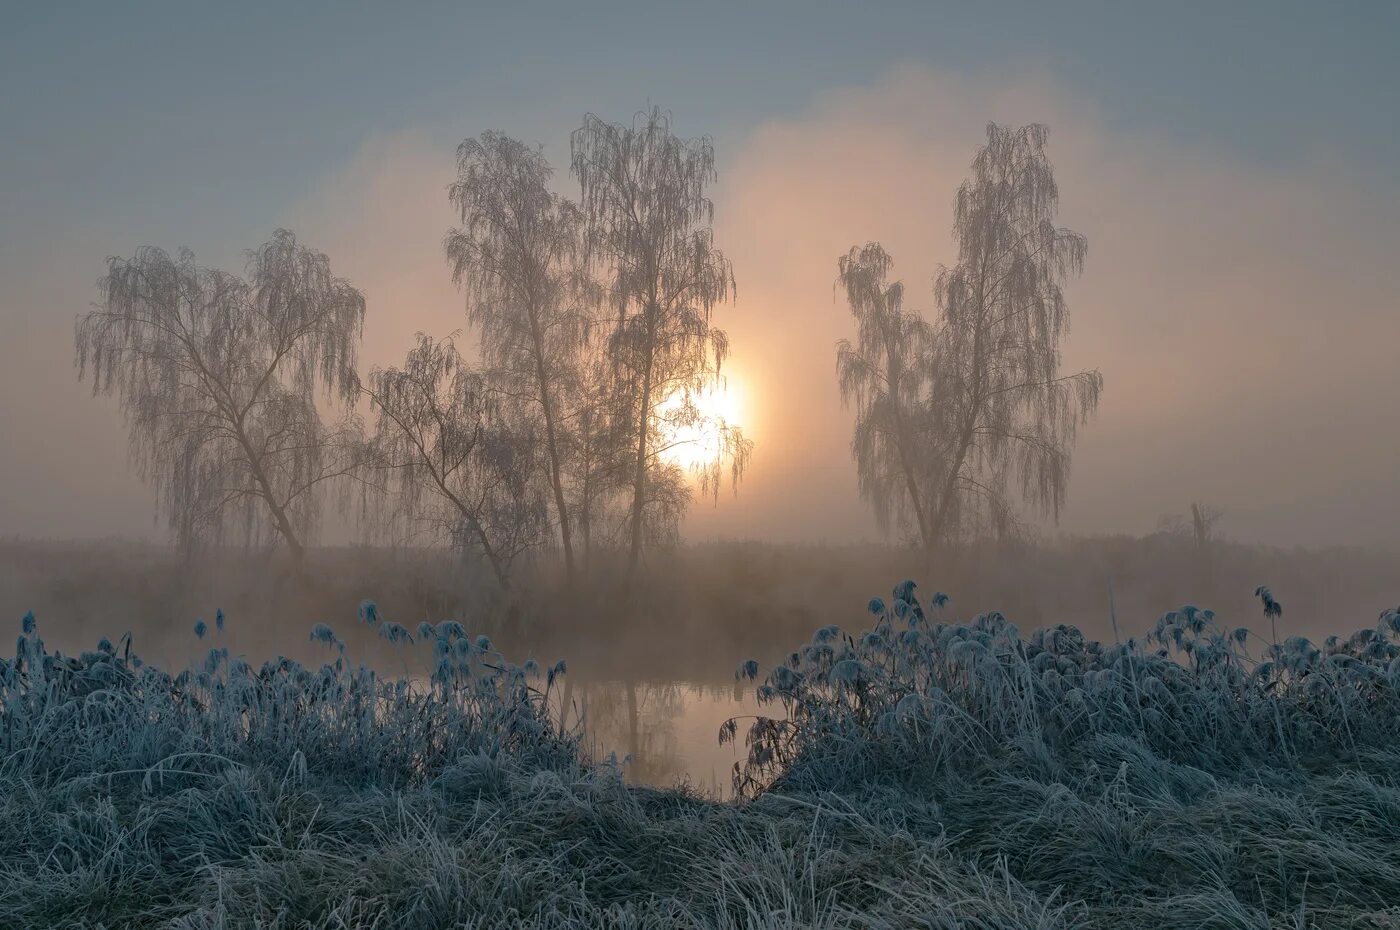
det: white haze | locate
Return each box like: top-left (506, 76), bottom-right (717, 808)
top-left (1, 66), bottom-right (1397, 547)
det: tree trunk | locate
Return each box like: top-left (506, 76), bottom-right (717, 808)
top-left (468, 519), bottom-right (511, 594)
top-left (928, 244), bottom-right (992, 549)
top-left (542, 407), bottom-right (576, 583)
top-left (234, 425), bottom-right (306, 569)
top-left (530, 314), bottom-right (577, 584)
top-left (438, 479), bottom-right (512, 597)
top-left (883, 327), bottom-right (933, 551)
top-left (626, 381), bottom-right (650, 578)
top-left (890, 404), bottom-right (932, 550)
top-left (579, 468), bottom-right (593, 575)
top-left (282, 531), bottom-right (305, 568)
top-left (626, 314), bottom-right (656, 580)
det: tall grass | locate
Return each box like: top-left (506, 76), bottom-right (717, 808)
top-left (728, 582), bottom-right (1400, 925)
top-left (3, 585), bottom-right (1399, 927)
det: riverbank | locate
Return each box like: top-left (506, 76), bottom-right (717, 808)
top-left (4, 587), bottom-right (1400, 927)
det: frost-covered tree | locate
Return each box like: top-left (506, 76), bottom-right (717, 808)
top-left (839, 124), bottom-right (1102, 548)
top-left (571, 107), bottom-right (751, 575)
top-left (929, 123), bottom-right (1102, 540)
top-left (836, 243), bottom-right (937, 545)
top-left (75, 229), bottom-right (366, 564)
top-left (446, 132), bottom-right (588, 583)
top-left (363, 334), bottom-right (546, 592)
top-left (568, 345), bottom-right (633, 568)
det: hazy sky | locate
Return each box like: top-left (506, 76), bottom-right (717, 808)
top-left (3, 2), bottom-right (1398, 546)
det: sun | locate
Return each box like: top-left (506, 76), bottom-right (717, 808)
top-left (656, 377), bottom-right (746, 472)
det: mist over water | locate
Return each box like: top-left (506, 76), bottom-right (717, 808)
top-left (3, 6), bottom-right (1400, 925)
top-left (6, 536), bottom-right (1396, 790)
top-left (6, 70), bottom-right (1400, 548)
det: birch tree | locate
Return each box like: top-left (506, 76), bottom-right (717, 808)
top-left (836, 243), bottom-right (938, 544)
top-left (74, 229), bottom-right (366, 564)
top-left (446, 132), bottom-right (587, 582)
top-left (838, 123), bottom-right (1103, 548)
top-left (571, 107), bottom-right (750, 575)
top-left (362, 334), bottom-right (546, 592)
top-left (569, 345), bottom-right (632, 569)
top-left (929, 123), bottom-right (1102, 540)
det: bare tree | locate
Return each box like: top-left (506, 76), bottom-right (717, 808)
top-left (571, 107), bottom-right (750, 576)
top-left (362, 334), bottom-right (546, 592)
top-left (838, 124), bottom-right (1102, 549)
top-left (446, 132), bottom-right (588, 583)
top-left (75, 229), bottom-right (366, 565)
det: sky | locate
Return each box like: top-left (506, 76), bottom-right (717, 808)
top-left (2, 1), bottom-right (1398, 546)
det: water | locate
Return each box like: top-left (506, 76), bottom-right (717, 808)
top-left (564, 680), bottom-right (761, 797)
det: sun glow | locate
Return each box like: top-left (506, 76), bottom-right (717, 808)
top-left (656, 377), bottom-right (746, 472)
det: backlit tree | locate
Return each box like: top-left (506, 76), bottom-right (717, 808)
top-left (75, 229), bottom-right (367, 564)
top-left (571, 107), bottom-right (750, 576)
top-left (838, 124), bottom-right (1102, 548)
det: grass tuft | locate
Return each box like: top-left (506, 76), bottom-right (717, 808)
top-left (4, 586), bottom-right (1400, 927)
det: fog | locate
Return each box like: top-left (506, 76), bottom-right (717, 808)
top-left (3, 66), bottom-right (1398, 547)
top-left (9, 14), bottom-right (1400, 923)
top-left (3, 5), bottom-right (1399, 790)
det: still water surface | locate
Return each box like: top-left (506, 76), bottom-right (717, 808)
top-left (562, 680), bottom-right (761, 797)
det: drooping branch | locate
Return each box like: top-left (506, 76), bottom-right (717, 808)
top-left (363, 334), bottom-right (547, 591)
top-left (74, 230), bottom-right (367, 563)
top-left (836, 124), bottom-right (1102, 550)
top-left (570, 107), bottom-right (748, 576)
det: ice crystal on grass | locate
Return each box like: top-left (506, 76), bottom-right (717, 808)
top-left (378, 621), bottom-right (414, 645)
top-left (8, 583), bottom-right (1400, 928)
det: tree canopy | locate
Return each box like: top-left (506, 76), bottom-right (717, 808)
top-left (75, 229), bottom-right (367, 563)
top-left (838, 124), bottom-right (1102, 549)
top-left (571, 107), bottom-right (750, 574)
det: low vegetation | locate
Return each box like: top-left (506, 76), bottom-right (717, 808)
top-left (4, 583), bottom-right (1400, 927)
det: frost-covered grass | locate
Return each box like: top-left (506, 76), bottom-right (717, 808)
top-left (4, 586), bottom-right (1400, 928)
